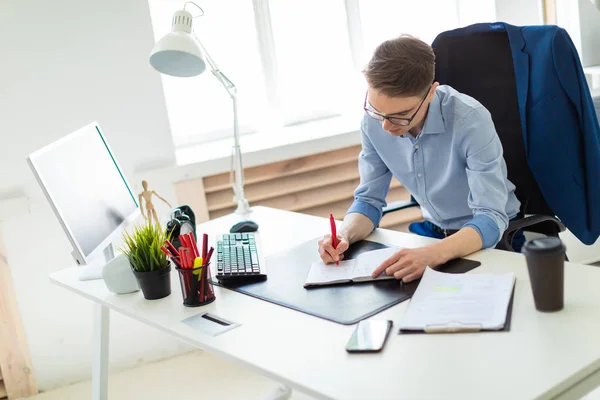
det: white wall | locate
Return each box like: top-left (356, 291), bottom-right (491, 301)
top-left (0, 0), bottom-right (193, 392)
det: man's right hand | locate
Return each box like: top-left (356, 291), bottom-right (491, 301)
top-left (318, 234), bottom-right (350, 264)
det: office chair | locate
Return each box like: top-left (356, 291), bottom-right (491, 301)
top-left (383, 28), bottom-right (566, 252)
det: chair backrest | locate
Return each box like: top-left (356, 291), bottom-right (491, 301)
top-left (432, 30), bottom-right (554, 217)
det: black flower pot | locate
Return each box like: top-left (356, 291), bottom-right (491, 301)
top-left (132, 264), bottom-right (172, 300)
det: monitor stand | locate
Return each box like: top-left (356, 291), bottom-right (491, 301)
top-left (77, 244), bottom-right (115, 281)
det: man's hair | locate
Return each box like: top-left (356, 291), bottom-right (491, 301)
top-left (363, 34), bottom-right (435, 98)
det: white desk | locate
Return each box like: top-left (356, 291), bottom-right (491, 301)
top-left (51, 206), bottom-right (600, 400)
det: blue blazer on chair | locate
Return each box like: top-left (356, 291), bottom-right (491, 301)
top-left (440, 23), bottom-right (600, 245)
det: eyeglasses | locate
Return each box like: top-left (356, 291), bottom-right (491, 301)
top-left (363, 88), bottom-right (430, 127)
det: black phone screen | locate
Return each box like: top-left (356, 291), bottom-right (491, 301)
top-left (345, 320), bottom-right (393, 353)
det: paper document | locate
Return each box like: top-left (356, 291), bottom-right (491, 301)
top-left (304, 247), bottom-right (399, 287)
top-left (399, 267), bottom-right (515, 332)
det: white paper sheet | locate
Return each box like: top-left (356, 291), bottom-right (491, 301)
top-left (352, 247), bottom-right (400, 280)
top-left (304, 259), bottom-right (356, 286)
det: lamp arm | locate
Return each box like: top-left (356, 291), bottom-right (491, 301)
top-left (195, 38), bottom-right (237, 97)
top-left (229, 94), bottom-right (250, 215)
top-left (195, 34), bottom-right (250, 215)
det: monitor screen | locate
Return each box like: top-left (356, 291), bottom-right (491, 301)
top-left (28, 123), bottom-right (138, 261)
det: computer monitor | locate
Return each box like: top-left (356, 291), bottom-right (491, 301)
top-left (27, 122), bottom-right (140, 280)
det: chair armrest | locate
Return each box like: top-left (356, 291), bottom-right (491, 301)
top-left (497, 214), bottom-right (566, 252)
top-left (381, 200), bottom-right (419, 216)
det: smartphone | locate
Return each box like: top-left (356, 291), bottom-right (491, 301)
top-left (345, 319), bottom-right (393, 353)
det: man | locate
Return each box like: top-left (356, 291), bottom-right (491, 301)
top-left (318, 35), bottom-right (523, 282)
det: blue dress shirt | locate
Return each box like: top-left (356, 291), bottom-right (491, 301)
top-left (347, 85), bottom-right (521, 248)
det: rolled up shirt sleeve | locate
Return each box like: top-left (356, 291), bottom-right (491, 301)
top-left (460, 108), bottom-right (510, 248)
top-left (346, 118), bottom-right (392, 227)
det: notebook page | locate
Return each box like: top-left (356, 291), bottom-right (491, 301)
top-left (399, 267), bottom-right (515, 331)
top-left (352, 247), bottom-right (400, 280)
top-left (304, 259), bottom-right (356, 286)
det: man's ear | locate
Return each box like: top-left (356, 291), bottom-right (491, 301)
top-left (429, 82), bottom-right (440, 98)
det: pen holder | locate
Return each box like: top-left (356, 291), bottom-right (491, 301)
top-left (176, 263), bottom-right (216, 307)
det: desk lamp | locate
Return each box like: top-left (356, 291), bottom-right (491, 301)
top-left (149, 3), bottom-right (257, 232)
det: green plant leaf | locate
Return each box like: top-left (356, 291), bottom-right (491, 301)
top-left (118, 221), bottom-right (169, 272)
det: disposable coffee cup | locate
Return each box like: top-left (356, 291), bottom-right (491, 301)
top-left (522, 237), bottom-right (566, 312)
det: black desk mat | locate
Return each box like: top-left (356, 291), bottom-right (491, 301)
top-left (213, 238), bottom-right (481, 325)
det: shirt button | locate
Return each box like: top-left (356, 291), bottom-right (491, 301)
top-left (414, 145), bottom-right (419, 149)
top-left (417, 173), bottom-right (422, 177)
top-left (423, 200), bottom-right (428, 204)
top-left (436, 218), bottom-right (441, 221)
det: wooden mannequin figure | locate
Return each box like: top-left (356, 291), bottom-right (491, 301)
top-left (139, 180), bottom-right (172, 226)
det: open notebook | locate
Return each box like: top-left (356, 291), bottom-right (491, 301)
top-left (304, 247), bottom-right (400, 288)
top-left (399, 267), bottom-right (516, 333)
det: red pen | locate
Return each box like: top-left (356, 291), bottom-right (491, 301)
top-left (330, 214), bottom-right (339, 265)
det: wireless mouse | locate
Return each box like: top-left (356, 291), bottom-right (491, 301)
top-left (230, 220), bottom-right (259, 233)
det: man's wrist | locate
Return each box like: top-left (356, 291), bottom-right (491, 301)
top-left (338, 228), bottom-right (353, 244)
top-left (426, 226), bottom-right (483, 267)
top-left (339, 212), bottom-right (375, 244)
top-left (426, 242), bottom-right (452, 267)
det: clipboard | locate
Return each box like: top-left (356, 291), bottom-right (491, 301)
top-left (399, 283), bottom-right (516, 334)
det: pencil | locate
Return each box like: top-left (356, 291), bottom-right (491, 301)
top-left (190, 233), bottom-right (200, 259)
top-left (205, 247), bottom-right (214, 265)
top-left (165, 239), bottom-right (178, 257)
top-left (202, 233), bottom-right (208, 260)
top-left (160, 246), bottom-right (170, 258)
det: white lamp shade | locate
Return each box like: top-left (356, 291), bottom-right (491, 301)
top-left (150, 31), bottom-right (207, 77)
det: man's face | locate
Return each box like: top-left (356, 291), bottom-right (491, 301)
top-left (366, 85), bottom-right (435, 136)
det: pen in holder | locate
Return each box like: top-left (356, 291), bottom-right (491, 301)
top-left (163, 232), bottom-right (215, 307)
top-left (176, 262), bottom-right (215, 307)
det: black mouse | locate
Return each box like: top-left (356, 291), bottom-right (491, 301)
top-left (230, 220), bottom-right (259, 233)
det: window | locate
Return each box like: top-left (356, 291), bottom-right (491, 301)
top-left (148, 0), bottom-right (496, 148)
top-left (268, 0), bottom-right (361, 125)
top-left (359, 0), bottom-right (461, 65)
top-left (148, 0), bottom-right (268, 147)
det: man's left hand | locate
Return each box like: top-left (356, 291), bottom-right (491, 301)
top-left (371, 247), bottom-right (442, 282)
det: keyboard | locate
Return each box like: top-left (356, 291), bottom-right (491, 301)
top-left (215, 233), bottom-right (266, 281)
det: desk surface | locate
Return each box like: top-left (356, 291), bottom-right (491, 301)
top-left (51, 206), bottom-right (600, 400)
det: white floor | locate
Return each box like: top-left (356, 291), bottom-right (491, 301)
top-left (22, 351), bottom-right (315, 400)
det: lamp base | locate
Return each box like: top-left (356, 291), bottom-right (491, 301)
top-left (234, 198), bottom-right (251, 216)
top-left (229, 199), bottom-right (259, 233)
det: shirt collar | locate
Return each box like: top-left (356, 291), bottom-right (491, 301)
top-left (420, 89), bottom-right (446, 135)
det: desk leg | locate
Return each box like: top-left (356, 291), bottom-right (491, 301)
top-left (92, 304), bottom-right (109, 400)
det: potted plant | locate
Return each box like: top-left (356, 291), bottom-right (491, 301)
top-left (120, 222), bottom-right (172, 300)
